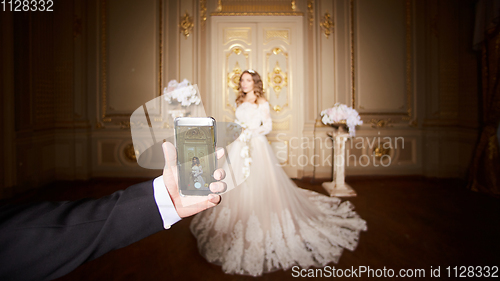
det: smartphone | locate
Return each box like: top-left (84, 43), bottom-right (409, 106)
top-left (174, 117), bottom-right (217, 196)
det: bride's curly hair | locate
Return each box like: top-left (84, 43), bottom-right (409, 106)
top-left (235, 70), bottom-right (266, 106)
top-left (191, 157), bottom-right (200, 167)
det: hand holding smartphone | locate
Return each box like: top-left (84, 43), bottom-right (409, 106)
top-left (174, 117), bottom-right (217, 196)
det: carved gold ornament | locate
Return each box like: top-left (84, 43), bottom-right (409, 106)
top-left (370, 118), bottom-right (393, 128)
top-left (266, 47), bottom-right (290, 112)
top-left (373, 145), bottom-right (391, 160)
top-left (267, 61), bottom-right (288, 99)
top-left (120, 121), bottom-right (131, 129)
top-left (180, 11), bottom-right (194, 38)
top-left (320, 12), bottom-right (333, 39)
top-left (225, 29), bottom-right (250, 43)
top-left (265, 30), bottom-right (289, 44)
top-left (200, 0), bottom-right (207, 27)
top-left (96, 121), bottom-right (105, 129)
top-left (227, 61), bottom-right (243, 95)
top-left (124, 143), bottom-right (139, 162)
top-left (308, 0), bottom-right (314, 27)
top-left (291, 0), bottom-right (296, 11)
top-left (272, 47), bottom-right (282, 55)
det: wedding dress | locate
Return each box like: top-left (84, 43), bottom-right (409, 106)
top-left (190, 101), bottom-right (367, 276)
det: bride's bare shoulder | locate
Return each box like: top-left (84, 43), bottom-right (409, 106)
top-left (257, 97), bottom-right (268, 104)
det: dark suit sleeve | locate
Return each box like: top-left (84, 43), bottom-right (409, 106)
top-left (0, 180), bottom-right (165, 281)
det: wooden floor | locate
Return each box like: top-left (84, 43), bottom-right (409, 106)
top-left (7, 176), bottom-right (500, 280)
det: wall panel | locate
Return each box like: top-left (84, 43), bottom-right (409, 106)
top-left (354, 0), bottom-right (407, 113)
top-left (102, 0), bottom-right (161, 119)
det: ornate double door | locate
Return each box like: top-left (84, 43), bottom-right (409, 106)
top-left (210, 16), bottom-right (304, 177)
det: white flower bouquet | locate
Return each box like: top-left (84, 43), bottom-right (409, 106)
top-left (320, 103), bottom-right (363, 137)
top-left (163, 79), bottom-right (201, 106)
top-left (235, 120), bottom-right (253, 143)
top-left (234, 119), bottom-right (252, 179)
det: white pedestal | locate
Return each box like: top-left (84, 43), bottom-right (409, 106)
top-left (322, 126), bottom-right (357, 197)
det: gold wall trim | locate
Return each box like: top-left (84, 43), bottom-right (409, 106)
top-left (405, 0), bottom-right (413, 121)
top-left (99, 0), bottom-right (163, 122)
top-left (200, 0), bottom-right (207, 27)
top-left (159, 0), bottom-right (163, 98)
top-left (216, 0), bottom-right (222, 12)
top-left (308, 0), bottom-right (314, 27)
top-left (211, 0), bottom-right (302, 15)
top-left (211, 12), bottom-right (303, 16)
top-left (361, 112), bottom-right (412, 116)
top-left (101, 0), bottom-right (107, 120)
top-left (350, 0), bottom-right (355, 109)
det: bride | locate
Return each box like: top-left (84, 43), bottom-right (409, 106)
top-left (190, 70), bottom-right (367, 276)
top-left (191, 157), bottom-right (206, 189)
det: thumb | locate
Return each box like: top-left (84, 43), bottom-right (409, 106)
top-left (162, 142), bottom-right (178, 194)
top-left (162, 141), bottom-right (177, 170)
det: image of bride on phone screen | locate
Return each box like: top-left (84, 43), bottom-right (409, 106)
top-left (191, 157), bottom-right (205, 189)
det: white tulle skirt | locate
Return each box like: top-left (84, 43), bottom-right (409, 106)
top-left (190, 135), bottom-right (367, 276)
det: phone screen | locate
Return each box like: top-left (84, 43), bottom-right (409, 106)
top-left (174, 117), bottom-right (217, 196)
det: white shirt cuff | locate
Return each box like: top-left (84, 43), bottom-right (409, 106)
top-left (153, 176), bottom-right (182, 229)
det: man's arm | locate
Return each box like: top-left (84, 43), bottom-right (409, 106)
top-left (0, 180), bottom-right (164, 281)
top-left (0, 142), bottom-right (226, 281)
